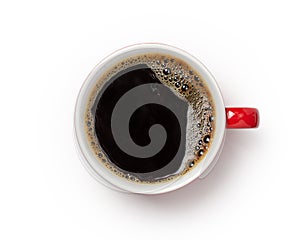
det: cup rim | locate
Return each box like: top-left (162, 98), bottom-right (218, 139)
top-left (74, 43), bottom-right (226, 194)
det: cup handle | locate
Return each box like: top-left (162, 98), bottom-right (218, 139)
top-left (226, 108), bottom-right (259, 128)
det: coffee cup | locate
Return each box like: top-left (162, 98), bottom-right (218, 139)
top-left (74, 43), bottom-right (259, 194)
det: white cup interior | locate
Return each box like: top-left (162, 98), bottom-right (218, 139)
top-left (74, 43), bottom-right (226, 194)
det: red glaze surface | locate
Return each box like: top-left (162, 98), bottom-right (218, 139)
top-left (226, 108), bottom-right (259, 128)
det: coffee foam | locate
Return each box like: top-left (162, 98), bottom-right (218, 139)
top-left (84, 53), bottom-right (215, 184)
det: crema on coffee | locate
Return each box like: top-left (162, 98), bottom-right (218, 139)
top-left (84, 53), bottom-right (215, 184)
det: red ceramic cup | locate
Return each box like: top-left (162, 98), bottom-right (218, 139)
top-left (74, 43), bottom-right (259, 194)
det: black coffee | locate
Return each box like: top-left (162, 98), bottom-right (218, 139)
top-left (85, 53), bottom-right (215, 183)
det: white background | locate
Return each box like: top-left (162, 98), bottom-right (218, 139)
top-left (1, 0), bottom-right (299, 239)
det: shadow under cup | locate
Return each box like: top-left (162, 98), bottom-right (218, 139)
top-left (74, 43), bottom-right (227, 194)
